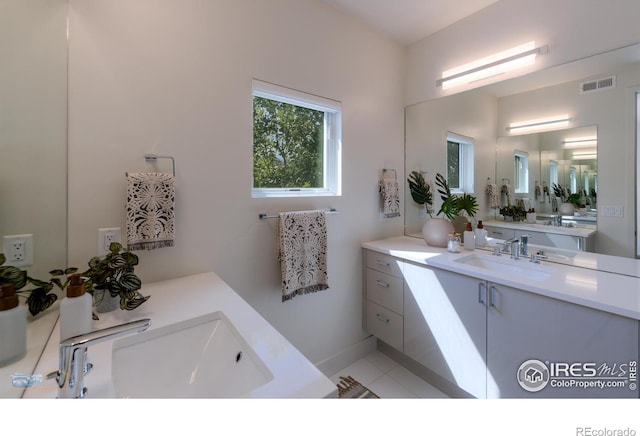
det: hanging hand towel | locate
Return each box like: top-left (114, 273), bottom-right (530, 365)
top-left (486, 183), bottom-right (500, 209)
top-left (278, 210), bottom-right (329, 302)
top-left (379, 178), bottom-right (401, 218)
top-left (126, 172), bottom-right (175, 251)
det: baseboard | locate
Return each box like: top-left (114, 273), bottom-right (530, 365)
top-left (315, 335), bottom-right (377, 377)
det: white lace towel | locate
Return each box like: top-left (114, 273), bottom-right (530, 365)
top-left (379, 179), bottom-right (401, 218)
top-left (486, 183), bottom-right (500, 209)
top-left (278, 210), bottom-right (329, 302)
top-left (126, 172), bottom-right (175, 251)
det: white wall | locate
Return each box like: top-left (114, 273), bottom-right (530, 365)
top-left (0, 0), bottom-right (68, 281)
top-left (407, 0), bottom-right (640, 105)
top-left (67, 0), bottom-right (406, 364)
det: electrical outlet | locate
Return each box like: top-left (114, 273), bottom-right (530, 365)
top-left (2, 234), bottom-right (33, 267)
top-left (98, 227), bottom-right (122, 256)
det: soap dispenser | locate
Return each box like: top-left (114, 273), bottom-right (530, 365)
top-left (59, 273), bottom-right (92, 341)
top-left (0, 283), bottom-right (27, 366)
top-left (464, 222), bottom-right (475, 250)
top-left (474, 220), bottom-right (488, 247)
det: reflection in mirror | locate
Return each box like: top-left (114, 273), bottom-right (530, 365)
top-left (0, 0), bottom-right (68, 398)
top-left (496, 125), bottom-right (597, 220)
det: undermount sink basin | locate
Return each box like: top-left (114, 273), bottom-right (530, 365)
top-left (453, 253), bottom-right (553, 282)
top-left (111, 311), bottom-right (273, 398)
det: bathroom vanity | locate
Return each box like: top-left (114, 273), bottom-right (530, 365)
top-left (362, 236), bottom-right (639, 398)
top-left (22, 272), bottom-right (337, 399)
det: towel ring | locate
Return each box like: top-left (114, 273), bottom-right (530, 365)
top-left (145, 154), bottom-right (175, 176)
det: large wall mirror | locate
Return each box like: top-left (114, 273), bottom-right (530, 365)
top-left (496, 125), bottom-right (597, 219)
top-left (406, 42), bottom-right (640, 257)
top-left (0, 0), bottom-right (68, 397)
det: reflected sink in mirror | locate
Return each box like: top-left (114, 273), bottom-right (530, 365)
top-left (453, 253), bottom-right (553, 282)
top-left (111, 312), bottom-right (274, 398)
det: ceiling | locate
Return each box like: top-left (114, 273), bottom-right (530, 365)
top-left (320, 0), bottom-right (500, 46)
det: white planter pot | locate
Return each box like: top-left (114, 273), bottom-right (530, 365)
top-left (559, 202), bottom-right (575, 216)
top-left (422, 218), bottom-right (455, 248)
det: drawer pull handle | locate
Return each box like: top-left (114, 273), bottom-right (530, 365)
top-left (493, 231), bottom-right (503, 235)
top-left (478, 282), bottom-right (487, 305)
top-left (375, 313), bottom-right (390, 324)
top-left (375, 280), bottom-right (390, 288)
top-left (375, 260), bottom-right (391, 267)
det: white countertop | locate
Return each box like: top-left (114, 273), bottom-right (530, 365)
top-left (24, 272), bottom-right (337, 399)
top-left (482, 219), bottom-right (597, 238)
top-left (363, 236), bottom-right (640, 321)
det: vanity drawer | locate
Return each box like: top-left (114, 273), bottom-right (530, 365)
top-left (484, 226), bottom-right (515, 240)
top-left (365, 250), bottom-right (402, 277)
top-left (366, 301), bottom-right (403, 351)
top-left (366, 268), bottom-right (403, 315)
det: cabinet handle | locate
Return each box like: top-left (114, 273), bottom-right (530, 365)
top-left (375, 280), bottom-right (390, 288)
top-left (478, 282), bottom-right (487, 305)
top-left (375, 313), bottom-right (390, 324)
top-left (489, 285), bottom-right (497, 308)
top-left (493, 231), bottom-right (503, 235)
top-left (375, 259), bottom-right (391, 267)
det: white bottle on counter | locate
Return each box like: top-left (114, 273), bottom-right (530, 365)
top-left (59, 273), bottom-right (92, 341)
top-left (463, 222), bottom-right (475, 250)
top-left (0, 283), bottom-right (26, 366)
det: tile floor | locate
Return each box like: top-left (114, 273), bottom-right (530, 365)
top-left (329, 350), bottom-right (449, 398)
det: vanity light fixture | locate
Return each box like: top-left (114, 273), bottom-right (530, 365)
top-left (506, 114), bottom-right (571, 134)
top-left (562, 137), bottom-right (597, 148)
top-left (437, 41), bottom-right (549, 89)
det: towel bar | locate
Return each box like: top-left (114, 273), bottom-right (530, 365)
top-left (259, 208), bottom-right (338, 220)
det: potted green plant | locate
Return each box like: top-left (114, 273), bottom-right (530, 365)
top-left (83, 242), bottom-right (149, 313)
top-left (435, 173), bottom-right (479, 240)
top-left (0, 254), bottom-right (70, 316)
top-left (499, 205), bottom-right (527, 222)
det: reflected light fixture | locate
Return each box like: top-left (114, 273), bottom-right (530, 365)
top-left (572, 151), bottom-right (597, 160)
top-left (437, 41), bottom-right (548, 89)
top-left (562, 137), bottom-right (597, 148)
top-left (506, 114), bottom-right (571, 134)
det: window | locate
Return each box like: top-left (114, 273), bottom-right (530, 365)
top-left (252, 80), bottom-right (341, 198)
top-left (569, 166), bottom-right (577, 193)
top-left (549, 160), bottom-right (558, 187)
top-left (514, 150), bottom-right (529, 193)
top-left (446, 132), bottom-right (474, 193)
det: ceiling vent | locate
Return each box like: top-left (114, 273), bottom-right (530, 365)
top-left (580, 75), bottom-right (616, 94)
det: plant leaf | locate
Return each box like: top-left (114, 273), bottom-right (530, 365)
top-left (0, 266), bottom-right (28, 290)
top-left (119, 272), bottom-right (142, 291)
top-left (26, 288), bottom-right (58, 316)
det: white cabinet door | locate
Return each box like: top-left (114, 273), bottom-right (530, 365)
top-left (403, 262), bottom-right (487, 398)
top-left (486, 282), bottom-right (639, 398)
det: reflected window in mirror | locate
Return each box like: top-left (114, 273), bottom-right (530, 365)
top-left (446, 132), bottom-right (475, 193)
top-left (549, 160), bottom-right (559, 187)
top-left (514, 150), bottom-right (529, 193)
top-left (570, 166), bottom-right (577, 193)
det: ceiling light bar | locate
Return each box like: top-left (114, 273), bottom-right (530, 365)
top-left (437, 42), bottom-right (548, 89)
top-left (507, 115), bottom-right (571, 134)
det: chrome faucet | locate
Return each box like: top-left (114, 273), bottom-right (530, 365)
top-left (49, 318), bottom-right (151, 398)
top-left (503, 238), bottom-right (521, 259)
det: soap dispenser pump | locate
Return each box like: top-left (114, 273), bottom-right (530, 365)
top-left (59, 273), bottom-right (93, 341)
top-left (0, 283), bottom-right (27, 366)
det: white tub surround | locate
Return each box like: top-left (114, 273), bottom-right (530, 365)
top-left (25, 272), bottom-right (337, 399)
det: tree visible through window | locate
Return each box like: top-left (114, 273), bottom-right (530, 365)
top-left (251, 80), bottom-right (341, 198)
top-left (253, 96), bottom-right (323, 189)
